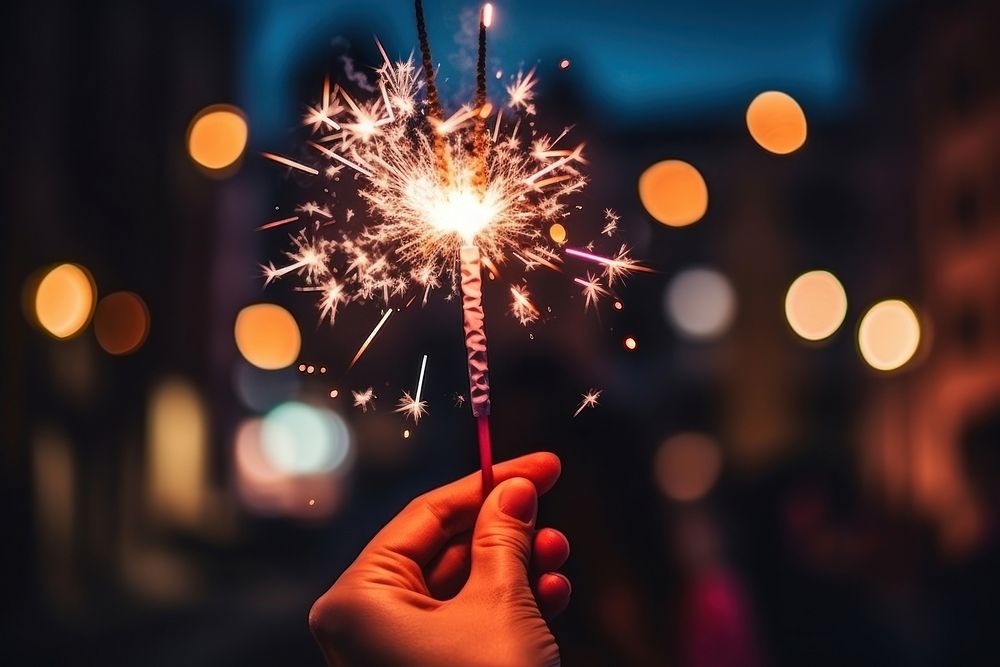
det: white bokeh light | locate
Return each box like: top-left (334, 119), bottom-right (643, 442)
top-left (261, 402), bottom-right (351, 475)
top-left (664, 267), bottom-right (736, 340)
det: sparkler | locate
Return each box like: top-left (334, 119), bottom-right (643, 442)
top-left (260, 0), bottom-right (647, 491)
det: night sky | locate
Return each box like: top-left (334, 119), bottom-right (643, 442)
top-left (241, 0), bottom-right (891, 139)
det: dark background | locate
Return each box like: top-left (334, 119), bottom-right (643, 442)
top-left (3, 0), bottom-right (1000, 665)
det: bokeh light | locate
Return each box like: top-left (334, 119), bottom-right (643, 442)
top-left (746, 91), bottom-right (807, 154)
top-left (234, 303), bottom-right (301, 370)
top-left (187, 105), bottom-right (248, 171)
top-left (233, 363), bottom-right (300, 412)
top-left (260, 401), bottom-right (351, 475)
top-left (858, 299), bottom-right (921, 371)
top-left (233, 418), bottom-right (342, 519)
top-left (624, 336), bottom-right (637, 350)
top-left (665, 267), bottom-right (736, 340)
top-left (549, 222), bottom-right (567, 244)
top-left (654, 433), bottom-right (723, 502)
top-left (34, 263), bottom-right (96, 339)
top-left (147, 378), bottom-right (207, 527)
top-left (784, 270), bottom-right (847, 341)
top-left (93, 291), bottom-right (149, 355)
top-left (638, 160), bottom-right (708, 227)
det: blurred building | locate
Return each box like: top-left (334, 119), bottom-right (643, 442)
top-left (860, 0), bottom-right (1000, 553)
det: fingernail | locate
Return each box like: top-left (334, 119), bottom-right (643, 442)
top-left (499, 479), bottom-right (537, 524)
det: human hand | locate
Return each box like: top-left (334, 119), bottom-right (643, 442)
top-left (309, 452), bottom-right (570, 667)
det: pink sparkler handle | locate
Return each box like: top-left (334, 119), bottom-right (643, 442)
top-left (477, 414), bottom-right (494, 493)
top-left (460, 245), bottom-right (494, 493)
top-left (460, 245), bottom-right (491, 418)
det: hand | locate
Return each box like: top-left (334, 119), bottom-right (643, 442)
top-left (309, 452), bottom-right (570, 667)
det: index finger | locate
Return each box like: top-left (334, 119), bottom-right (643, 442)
top-left (361, 452), bottom-right (561, 566)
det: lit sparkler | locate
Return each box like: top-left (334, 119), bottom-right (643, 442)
top-left (260, 1), bottom-right (646, 489)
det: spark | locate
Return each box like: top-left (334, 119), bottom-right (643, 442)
top-left (304, 77), bottom-right (343, 133)
top-left (430, 105), bottom-right (479, 135)
top-left (574, 272), bottom-right (609, 311)
top-left (349, 308), bottom-right (393, 368)
top-left (602, 208), bottom-right (619, 236)
top-left (573, 389), bottom-right (602, 417)
top-left (308, 141), bottom-right (375, 178)
top-left (298, 201), bottom-right (333, 219)
top-left (509, 284), bottom-right (540, 325)
top-left (565, 245), bottom-right (651, 286)
top-left (318, 277), bottom-right (347, 324)
top-left (257, 216), bottom-right (300, 231)
top-left (352, 387), bottom-right (376, 412)
top-left (395, 353), bottom-right (429, 422)
top-left (262, 232), bottom-right (329, 285)
top-left (261, 152), bottom-right (319, 175)
top-left (507, 68), bottom-right (537, 114)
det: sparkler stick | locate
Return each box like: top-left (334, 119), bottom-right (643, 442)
top-left (415, 0), bottom-right (450, 184)
top-left (472, 4), bottom-right (491, 191)
top-left (467, 3), bottom-right (495, 491)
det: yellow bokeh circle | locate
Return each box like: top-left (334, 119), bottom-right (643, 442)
top-left (188, 105), bottom-right (248, 171)
top-left (746, 91), bottom-right (807, 155)
top-left (34, 263), bottom-right (96, 339)
top-left (234, 303), bottom-right (301, 370)
top-left (785, 270), bottom-right (847, 341)
top-left (858, 299), bottom-right (921, 371)
top-left (638, 160), bottom-right (708, 227)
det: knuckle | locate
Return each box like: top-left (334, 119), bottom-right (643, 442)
top-left (476, 527), bottom-right (531, 559)
top-left (307, 586), bottom-right (355, 639)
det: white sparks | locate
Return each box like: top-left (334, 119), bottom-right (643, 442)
top-left (352, 387), bottom-right (376, 412)
top-left (318, 277), bottom-right (347, 324)
top-left (601, 208), bottom-right (619, 236)
top-left (509, 284), bottom-right (540, 325)
top-left (396, 354), bottom-right (429, 423)
top-left (349, 308), bottom-right (393, 368)
top-left (573, 389), bottom-right (602, 417)
top-left (574, 272), bottom-right (609, 311)
top-left (507, 68), bottom-right (537, 115)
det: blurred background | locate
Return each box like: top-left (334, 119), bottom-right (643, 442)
top-left (3, 0), bottom-right (1000, 664)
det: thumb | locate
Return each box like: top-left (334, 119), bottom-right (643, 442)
top-left (466, 477), bottom-right (537, 594)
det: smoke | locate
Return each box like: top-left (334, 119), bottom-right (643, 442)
top-left (329, 36), bottom-right (377, 92)
top-left (340, 54), bottom-right (377, 93)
